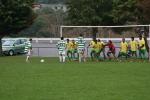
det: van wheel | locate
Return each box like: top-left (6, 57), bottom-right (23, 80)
top-left (9, 50), bottom-right (14, 56)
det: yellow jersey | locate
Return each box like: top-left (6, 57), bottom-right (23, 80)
top-left (97, 41), bottom-right (105, 50)
top-left (138, 39), bottom-right (146, 50)
top-left (129, 40), bottom-right (138, 51)
top-left (93, 43), bottom-right (100, 50)
top-left (66, 42), bottom-right (73, 50)
top-left (71, 42), bottom-right (77, 50)
top-left (120, 42), bottom-right (128, 53)
top-left (89, 41), bottom-right (95, 48)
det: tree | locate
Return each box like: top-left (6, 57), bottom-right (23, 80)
top-left (0, 0), bottom-right (36, 56)
top-left (137, 0), bottom-right (150, 24)
top-left (111, 0), bottom-right (138, 25)
top-left (66, 0), bottom-right (113, 39)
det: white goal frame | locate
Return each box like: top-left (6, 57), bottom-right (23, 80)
top-left (60, 25), bottom-right (150, 61)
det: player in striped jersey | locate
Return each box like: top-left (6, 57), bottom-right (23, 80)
top-left (57, 37), bottom-right (67, 62)
top-left (25, 38), bottom-right (32, 62)
top-left (76, 34), bottom-right (86, 62)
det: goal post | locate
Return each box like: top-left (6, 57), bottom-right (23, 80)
top-left (60, 25), bottom-right (150, 61)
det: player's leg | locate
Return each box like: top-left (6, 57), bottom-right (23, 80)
top-left (26, 55), bottom-right (30, 62)
top-left (96, 49), bottom-right (100, 61)
top-left (102, 48), bottom-right (106, 59)
top-left (62, 51), bottom-right (66, 62)
top-left (82, 50), bottom-right (86, 62)
top-left (107, 51), bottom-right (111, 59)
top-left (59, 51), bottom-right (62, 62)
top-left (90, 49), bottom-right (95, 61)
top-left (141, 49), bottom-right (146, 59)
top-left (26, 50), bottom-right (31, 62)
top-left (67, 50), bottom-right (71, 61)
top-left (139, 49), bottom-right (142, 59)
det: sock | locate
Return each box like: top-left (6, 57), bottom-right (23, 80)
top-left (63, 55), bottom-right (66, 62)
top-left (79, 53), bottom-right (82, 62)
top-left (59, 55), bottom-right (62, 62)
top-left (26, 56), bottom-right (29, 62)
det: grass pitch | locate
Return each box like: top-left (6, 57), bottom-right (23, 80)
top-left (0, 56), bottom-right (150, 100)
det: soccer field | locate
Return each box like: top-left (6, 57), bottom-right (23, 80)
top-left (0, 57), bottom-right (150, 100)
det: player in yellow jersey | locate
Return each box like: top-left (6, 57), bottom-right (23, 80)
top-left (138, 35), bottom-right (146, 59)
top-left (97, 39), bottom-right (106, 59)
top-left (66, 39), bottom-right (73, 61)
top-left (93, 40), bottom-right (100, 61)
top-left (71, 39), bottom-right (78, 60)
top-left (129, 37), bottom-right (138, 58)
top-left (118, 38), bottom-right (128, 59)
top-left (88, 38), bottom-right (96, 61)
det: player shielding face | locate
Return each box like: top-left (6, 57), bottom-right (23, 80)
top-left (76, 34), bottom-right (86, 62)
top-left (129, 37), bottom-right (138, 58)
top-left (57, 37), bottom-right (66, 62)
top-left (118, 38), bottom-right (128, 59)
top-left (25, 38), bottom-right (32, 62)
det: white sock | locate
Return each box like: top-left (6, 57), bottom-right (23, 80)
top-left (59, 55), bottom-right (62, 62)
top-left (26, 56), bottom-right (29, 62)
top-left (79, 54), bottom-right (82, 62)
top-left (63, 55), bottom-right (66, 62)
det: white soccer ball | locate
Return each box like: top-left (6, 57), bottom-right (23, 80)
top-left (40, 59), bottom-right (45, 63)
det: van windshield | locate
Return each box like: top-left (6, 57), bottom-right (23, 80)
top-left (3, 40), bottom-right (15, 46)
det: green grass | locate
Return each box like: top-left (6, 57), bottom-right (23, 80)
top-left (0, 56), bottom-right (150, 100)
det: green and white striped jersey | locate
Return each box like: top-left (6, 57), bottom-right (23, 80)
top-left (76, 37), bottom-right (86, 49)
top-left (57, 40), bottom-right (66, 52)
top-left (24, 41), bottom-right (32, 53)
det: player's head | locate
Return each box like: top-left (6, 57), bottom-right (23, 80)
top-left (79, 34), bottom-right (83, 37)
top-left (109, 40), bottom-right (112, 44)
top-left (29, 38), bottom-right (32, 42)
top-left (67, 39), bottom-right (69, 43)
top-left (98, 39), bottom-right (101, 42)
top-left (139, 35), bottom-right (142, 40)
top-left (61, 37), bottom-right (64, 40)
top-left (122, 38), bottom-right (125, 42)
top-left (94, 39), bottom-right (97, 44)
top-left (131, 37), bottom-right (134, 41)
top-left (72, 39), bottom-right (75, 43)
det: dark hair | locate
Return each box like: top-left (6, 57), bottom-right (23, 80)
top-left (131, 37), bottom-right (134, 39)
top-left (79, 34), bottom-right (83, 37)
top-left (61, 37), bottom-right (64, 40)
top-left (29, 38), bottom-right (32, 41)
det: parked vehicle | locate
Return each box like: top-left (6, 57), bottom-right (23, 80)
top-left (2, 38), bottom-right (28, 56)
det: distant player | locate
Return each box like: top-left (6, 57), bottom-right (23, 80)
top-left (88, 38), bottom-right (95, 61)
top-left (71, 39), bottom-right (78, 60)
top-left (138, 35), bottom-right (146, 59)
top-left (76, 34), bottom-right (86, 62)
top-left (57, 37), bottom-right (66, 62)
top-left (97, 39), bottom-right (106, 59)
top-left (129, 37), bottom-right (138, 58)
top-left (105, 40), bottom-right (116, 60)
top-left (25, 38), bottom-right (32, 62)
top-left (118, 38), bottom-right (128, 59)
top-left (93, 39), bottom-right (101, 61)
top-left (66, 39), bottom-right (73, 61)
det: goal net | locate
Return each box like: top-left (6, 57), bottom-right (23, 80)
top-left (60, 25), bottom-right (150, 61)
